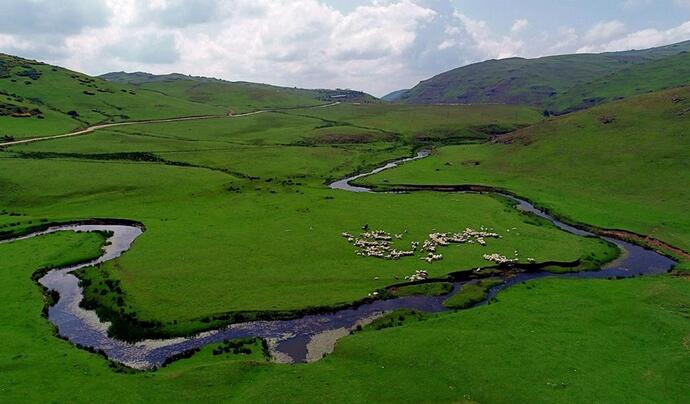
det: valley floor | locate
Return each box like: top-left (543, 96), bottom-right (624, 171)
top-left (1, 232), bottom-right (688, 403)
top-left (1, 98), bottom-right (688, 402)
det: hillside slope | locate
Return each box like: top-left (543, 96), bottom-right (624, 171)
top-left (548, 51), bottom-right (690, 113)
top-left (395, 40), bottom-right (690, 113)
top-left (381, 89), bottom-right (409, 102)
top-left (0, 53), bottom-right (378, 141)
top-left (100, 71), bottom-right (379, 113)
top-left (363, 86), bottom-right (690, 258)
top-left (0, 54), bottom-right (225, 139)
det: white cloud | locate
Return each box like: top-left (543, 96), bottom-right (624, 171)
top-left (548, 27), bottom-right (579, 53)
top-left (584, 20), bottom-right (626, 42)
top-left (577, 20), bottom-right (690, 53)
top-left (447, 11), bottom-right (524, 59)
top-left (105, 32), bottom-right (180, 64)
top-left (511, 19), bottom-right (529, 33)
top-left (0, 0), bottom-right (110, 35)
top-left (0, 0), bottom-right (689, 95)
top-left (1, 0), bottom-right (438, 95)
top-left (330, 1), bottom-right (435, 60)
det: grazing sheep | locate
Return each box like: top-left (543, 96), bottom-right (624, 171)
top-left (423, 253), bottom-right (444, 263)
top-left (482, 253), bottom-right (518, 264)
top-left (342, 226), bottom-right (502, 263)
top-left (405, 270), bottom-right (429, 282)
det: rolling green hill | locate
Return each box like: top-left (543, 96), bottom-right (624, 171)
top-left (0, 53), bottom-right (226, 139)
top-left (393, 40), bottom-right (690, 113)
top-left (1, 48), bottom-right (688, 403)
top-left (0, 53), bottom-right (378, 141)
top-left (381, 88), bottom-right (409, 102)
top-left (100, 71), bottom-right (379, 114)
top-left (363, 85), bottom-right (690, 260)
top-left (548, 50), bottom-right (690, 113)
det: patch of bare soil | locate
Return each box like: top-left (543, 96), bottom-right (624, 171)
top-left (597, 229), bottom-right (690, 261)
top-left (304, 313), bottom-right (385, 362)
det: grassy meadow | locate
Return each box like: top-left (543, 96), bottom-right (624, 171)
top-left (363, 87), bottom-right (690, 258)
top-left (0, 101), bottom-right (617, 340)
top-left (0, 53), bottom-right (356, 141)
top-left (1, 53), bottom-right (689, 402)
top-left (1, 232), bottom-right (687, 403)
top-left (123, 80), bottom-right (336, 114)
top-left (287, 102), bottom-right (542, 143)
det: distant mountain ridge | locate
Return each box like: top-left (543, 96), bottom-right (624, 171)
top-left (99, 71), bottom-right (221, 85)
top-left (381, 89), bottom-right (409, 102)
top-left (99, 71), bottom-right (379, 104)
top-left (391, 40), bottom-right (690, 113)
top-left (0, 52), bottom-right (379, 140)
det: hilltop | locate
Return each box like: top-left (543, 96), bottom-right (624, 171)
top-left (99, 71), bottom-right (379, 112)
top-left (0, 53), bottom-right (377, 140)
top-left (0, 53), bottom-right (226, 139)
top-left (381, 89), bottom-right (409, 102)
top-left (392, 40), bottom-right (690, 113)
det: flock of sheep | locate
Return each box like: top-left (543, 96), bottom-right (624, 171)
top-left (341, 226), bottom-right (505, 264)
top-left (341, 226), bottom-right (544, 302)
top-left (342, 226), bottom-right (538, 289)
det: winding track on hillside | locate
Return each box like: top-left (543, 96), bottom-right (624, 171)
top-left (0, 148), bottom-right (677, 369)
top-left (0, 102), bottom-right (340, 147)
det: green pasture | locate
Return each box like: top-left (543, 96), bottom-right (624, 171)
top-left (0, 154), bottom-right (614, 337)
top-left (1, 232), bottom-right (687, 403)
top-left (363, 87), bottom-right (690, 256)
top-left (1, 52), bottom-right (688, 403)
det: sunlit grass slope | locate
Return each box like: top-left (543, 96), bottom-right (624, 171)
top-left (0, 53), bottom-right (225, 139)
top-left (364, 87), bottom-right (690, 255)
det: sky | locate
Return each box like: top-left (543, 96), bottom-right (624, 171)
top-left (1, 0), bottom-right (689, 96)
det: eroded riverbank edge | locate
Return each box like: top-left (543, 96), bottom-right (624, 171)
top-left (363, 183), bottom-right (690, 265)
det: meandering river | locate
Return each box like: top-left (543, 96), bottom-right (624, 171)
top-left (0, 150), bottom-right (676, 369)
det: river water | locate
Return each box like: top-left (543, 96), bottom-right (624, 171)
top-left (1, 150), bottom-right (676, 369)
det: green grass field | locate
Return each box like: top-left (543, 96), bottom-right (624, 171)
top-left (10, 103), bottom-right (542, 183)
top-left (122, 80), bottom-right (334, 114)
top-left (363, 87), bottom-right (690, 258)
top-left (286, 102), bottom-right (542, 143)
top-left (443, 278), bottom-right (503, 309)
top-left (1, 52), bottom-right (689, 402)
top-left (0, 154), bottom-right (614, 338)
top-left (0, 101), bottom-right (615, 337)
top-left (0, 53), bottom-right (365, 141)
top-left (2, 232), bottom-right (687, 403)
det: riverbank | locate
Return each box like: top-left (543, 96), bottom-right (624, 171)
top-left (0, 150), bottom-right (673, 369)
top-left (2, 231), bottom-right (688, 402)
